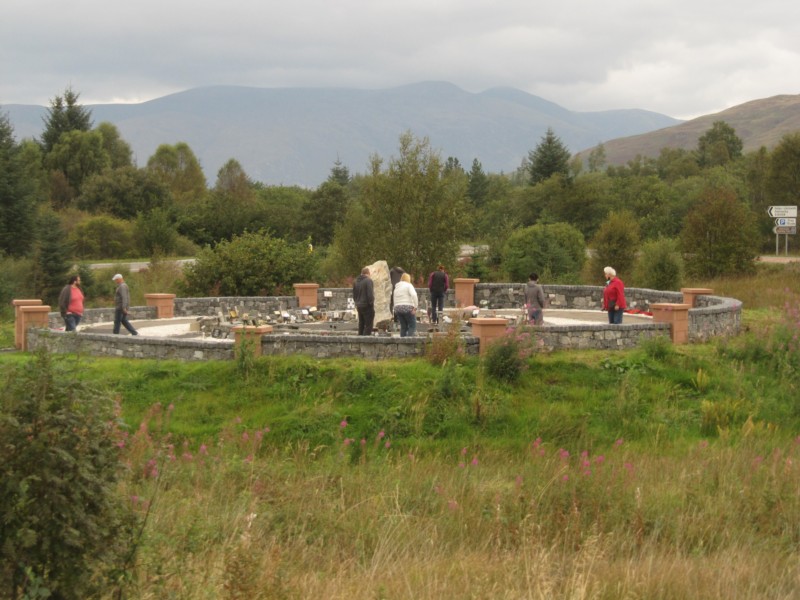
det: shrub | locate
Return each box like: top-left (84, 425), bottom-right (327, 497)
top-left (69, 214), bottom-right (134, 259)
top-left (181, 230), bottom-right (319, 297)
top-left (586, 210), bottom-right (641, 282)
top-left (503, 222), bottom-right (585, 283)
top-left (0, 350), bottom-right (135, 599)
top-left (426, 317), bottom-right (466, 366)
top-left (482, 325), bottom-right (536, 383)
top-left (633, 237), bottom-right (685, 290)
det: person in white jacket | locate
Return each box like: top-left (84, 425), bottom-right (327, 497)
top-left (392, 273), bottom-right (419, 337)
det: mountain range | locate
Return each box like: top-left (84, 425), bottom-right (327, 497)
top-left (3, 82), bottom-right (799, 187)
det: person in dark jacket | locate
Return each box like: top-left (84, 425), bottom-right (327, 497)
top-left (427, 264), bottom-right (449, 324)
top-left (352, 267), bottom-right (375, 336)
top-left (524, 273), bottom-right (546, 325)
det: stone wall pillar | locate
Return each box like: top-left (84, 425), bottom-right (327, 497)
top-left (469, 317), bottom-right (509, 355)
top-left (650, 303), bottom-right (691, 344)
top-left (454, 278), bottom-right (479, 308)
top-left (231, 325), bottom-right (273, 358)
top-left (293, 283), bottom-right (320, 308)
top-left (19, 305), bottom-right (51, 351)
top-left (144, 293), bottom-right (176, 318)
top-left (13, 299), bottom-right (43, 350)
top-left (681, 288), bottom-right (714, 307)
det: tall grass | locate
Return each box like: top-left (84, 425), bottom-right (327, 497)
top-left (117, 412), bottom-right (800, 599)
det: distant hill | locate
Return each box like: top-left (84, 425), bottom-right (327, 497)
top-left (577, 94), bottom-right (800, 165)
top-left (2, 82), bottom-right (681, 187)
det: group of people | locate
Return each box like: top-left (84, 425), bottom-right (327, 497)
top-left (351, 264), bottom-right (451, 337)
top-left (525, 266), bottom-right (627, 326)
top-left (58, 273), bottom-right (138, 335)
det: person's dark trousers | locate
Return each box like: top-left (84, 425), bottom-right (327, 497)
top-left (357, 305), bottom-right (375, 335)
top-left (607, 309), bottom-right (624, 324)
top-left (114, 308), bottom-right (139, 335)
top-left (430, 292), bottom-right (445, 323)
top-left (64, 314), bottom-right (81, 332)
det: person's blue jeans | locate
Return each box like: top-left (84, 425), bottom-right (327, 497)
top-left (396, 310), bottom-right (417, 337)
top-left (64, 313), bottom-right (81, 332)
top-left (430, 292), bottom-right (445, 323)
top-left (608, 309), bottom-right (624, 324)
top-left (114, 308), bottom-right (138, 335)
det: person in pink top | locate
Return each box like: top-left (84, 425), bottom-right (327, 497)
top-left (602, 266), bottom-right (627, 324)
top-left (58, 275), bottom-right (85, 331)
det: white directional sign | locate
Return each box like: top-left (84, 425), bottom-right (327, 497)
top-left (773, 226), bottom-right (797, 235)
top-left (768, 206), bottom-right (798, 218)
top-left (775, 217), bottom-right (797, 226)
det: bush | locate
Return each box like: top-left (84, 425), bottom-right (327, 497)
top-left (482, 326), bottom-right (536, 383)
top-left (632, 237), bottom-right (685, 290)
top-left (181, 230), bottom-right (319, 297)
top-left (503, 222), bottom-right (586, 283)
top-left (586, 211), bottom-right (641, 282)
top-left (0, 350), bottom-right (135, 599)
top-left (69, 214), bottom-right (134, 259)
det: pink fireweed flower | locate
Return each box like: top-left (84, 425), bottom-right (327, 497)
top-left (615, 438), bottom-right (624, 447)
top-left (182, 452), bottom-right (193, 461)
top-left (384, 441), bottom-right (391, 449)
top-left (255, 430), bottom-right (263, 442)
top-left (562, 474), bottom-right (569, 482)
top-left (459, 462), bottom-right (466, 469)
top-left (377, 430), bottom-right (385, 439)
top-left (594, 455), bottom-right (605, 464)
top-left (242, 431), bottom-right (249, 442)
top-left (343, 438), bottom-right (353, 446)
top-left (471, 456), bottom-right (479, 466)
top-left (340, 420), bottom-right (348, 429)
top-left (581, 450), bottom-right (589, 459)
top-left (558, 448), bottom-right (570, 460)
top-left (199, 444), bottom-right (208, 455)
top-left (116, 440), bottom-right (125, 449)
top-left (461, 447), bottom-right (468, 455)
top-left (244, 454), bottom-right (254, 463)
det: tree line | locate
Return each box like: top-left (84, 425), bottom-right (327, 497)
top-left (2, 86), bottom-right (799, 307)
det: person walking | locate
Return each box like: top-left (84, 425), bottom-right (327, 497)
top-left (352, 267), bottom-right (375, 336)
top-left (427, 264), bottom-right (449, 325)
top-left (524, 273), bottom-right (546, 325)
top-left (392, 272), bottom-right (418, 337)
top-left (602, 266), bottom-right (627, 324)
top-left (112, 273), bottom-right (138, 335)
top-left (58, 275), bottom-right (85, 332)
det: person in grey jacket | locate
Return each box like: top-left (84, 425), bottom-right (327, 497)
top-left (352, 267), bottom-right (375, 336)
top-left (524, 273), bottom-right (546, 325)
top-left (112, 273), bottom-right (138, 335)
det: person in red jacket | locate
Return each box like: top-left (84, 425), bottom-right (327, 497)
top-left (602, 266), bottom-right (627, 324)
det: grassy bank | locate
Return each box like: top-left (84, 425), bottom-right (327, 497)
top-left (2, 266), bottom-right (800, 598)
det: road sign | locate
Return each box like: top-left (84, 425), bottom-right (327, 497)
top-left (773, 226), bottom-right (797, 235)
top-left (775, 217), bottom-right (797, 226)
top-left (768, 206), bottom-right (798, 218)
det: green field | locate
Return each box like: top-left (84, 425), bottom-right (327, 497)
top-left (2, 266), bottom-right (800, 598)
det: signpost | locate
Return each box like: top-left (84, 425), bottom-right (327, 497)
top-left (768, 206), bottom-right (797, 256)
top-left (768, 206), bottom-right (798, 218)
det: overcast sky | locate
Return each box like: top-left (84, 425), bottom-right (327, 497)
top-left (2, 0), bottom-right (799, 120)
